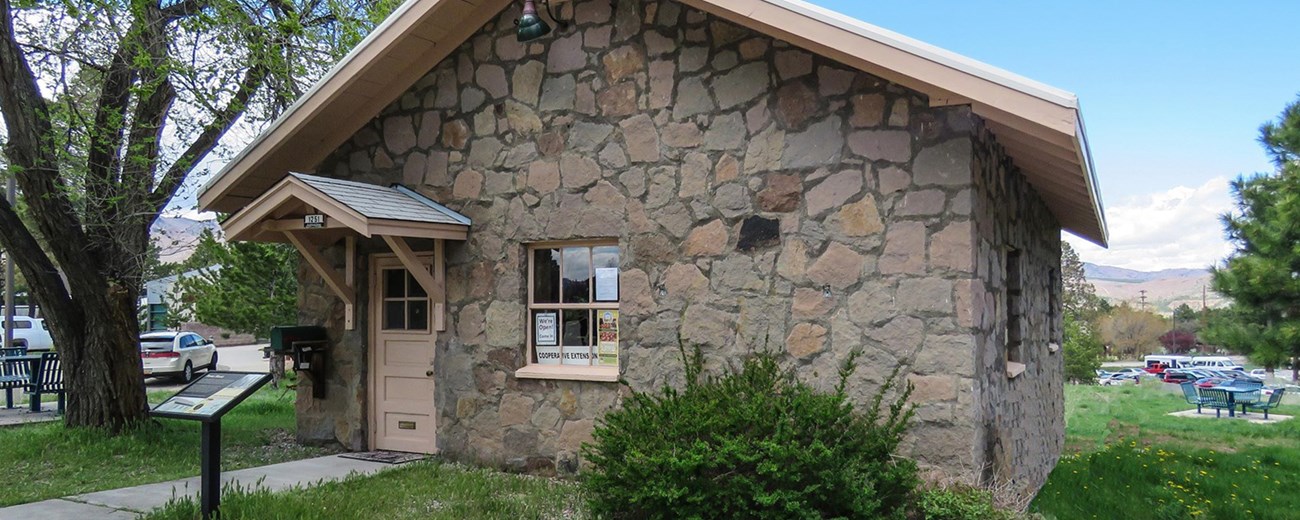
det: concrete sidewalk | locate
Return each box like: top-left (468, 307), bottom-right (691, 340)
top-left (0, 454), bottom-right (394, 519)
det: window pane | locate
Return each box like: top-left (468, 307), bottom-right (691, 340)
top-left (533, 310), bottom-right (561, 365)
top-left (533, 248), bottom-right (560, 304)
top-left (592, 246), bottom-right (619, 269)
top-left (407, 272), bottom-right (427, 298)
top-left (561, 309), bottom-right (590, 347)
top-left (384, 269), bottom-right (406, 299)
top-left (407, 300), bottom-right (429, 330)
top-left (562, 247), bottom-right (591, 304)
top-left (593, 245), bottom-right (619, 302)
top-left (383, 301), bottom-right (405, 330)
top-left (562, 310), bottom-right (592, 366)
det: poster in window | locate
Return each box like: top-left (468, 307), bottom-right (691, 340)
top-left (535, 312), bottom-right (561, 365)
top-left (535, 312), bottom-right (559, 346)
top-left (595, 267), bottom-right (619, 302)
top-left (596, 310), bottom-right (619, 367)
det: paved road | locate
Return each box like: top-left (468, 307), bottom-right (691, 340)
top-left (144, 343), bottom-right (272, 392)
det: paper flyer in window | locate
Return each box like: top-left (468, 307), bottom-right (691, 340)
top-left (597, 310), bottom-right (619, 367)
top-left (535, 311), bottom-right (560, 364)
top-left (595, 267), bottom-right (619, 301)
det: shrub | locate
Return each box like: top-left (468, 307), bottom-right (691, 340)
top-left (581, 348), bottom-right (917, 519)
top-left (916, 486), bottom-right (1015, 520)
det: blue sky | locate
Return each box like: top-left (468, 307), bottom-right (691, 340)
top-left (813, 0), bottom-right (1300, 270)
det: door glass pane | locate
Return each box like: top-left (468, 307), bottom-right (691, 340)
top-left (561, 247), bottom-right (591, 304)
top-left (384, 269), bottom-right (406, 298)
top-left (533, 248), bottom-right (560, 304)
top-left (383, 301), bottom-right (405, 330)
top-left (407, 300), bottom-right (429, 330)
top-left (407, 272), bottom-right (427, 298)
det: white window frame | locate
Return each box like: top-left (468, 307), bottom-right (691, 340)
top-left (514, 240), bottom-right (620, 382)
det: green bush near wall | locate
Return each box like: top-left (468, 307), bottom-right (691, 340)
top-left (581, 349), bottom-right (918, 519)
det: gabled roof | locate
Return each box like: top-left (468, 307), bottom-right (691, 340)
top-left (292, 174), bottom-right (471, 226)
top-left (221, 172), bottom-right (470, 243)
top-left (198, 0), bottom-right (1108, 246)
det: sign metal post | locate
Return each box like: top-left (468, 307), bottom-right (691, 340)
top-left (151, 371), bottom-right (271, 520)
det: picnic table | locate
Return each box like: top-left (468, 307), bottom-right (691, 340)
top-left (1203, 385), bottom-right (1260, 418)
top-left (0, 352), bottom-right (60, 413)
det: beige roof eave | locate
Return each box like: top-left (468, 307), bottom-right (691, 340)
top-left (199, 0), bottom-right (1108, 246)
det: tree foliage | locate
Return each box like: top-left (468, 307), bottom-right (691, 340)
top-left (1096, 305), bottom-right (1167, 359)
top-left (0, 0), bottom-right (391, 429)
top-left (1061, 241), bottom-right (1109, 323)
top-left (171, 229), bottom-right (296, 338)
top-left (1212, 96), bottom-right (1300, 382)
top-left (1062, 314), bottom-right (1102, 383)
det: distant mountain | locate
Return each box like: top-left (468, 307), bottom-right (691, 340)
top-left (151, 216), bottom-right (221, 264)
top-left (1084, 263), bottom-right (1225, 314)
top-left (1084, 263), bottom-right (1208, 283)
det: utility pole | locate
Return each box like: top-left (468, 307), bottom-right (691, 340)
top-left (1138, 289), bottom-right (1148, 311)
top-left (4, 175), bottom-right (14, 350)
top-left (1202, 285), bottom-right (1207, 311)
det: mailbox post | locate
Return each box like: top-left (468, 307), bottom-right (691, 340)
top-left (269, 325), bottom-right (329, 398)
top-left (151, 372), bottom-right (271, 520)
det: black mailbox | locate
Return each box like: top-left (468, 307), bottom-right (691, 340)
top-left (268, 325), bottom-right (328, 399)
top-left (269, 325), bottom-right (327, 354)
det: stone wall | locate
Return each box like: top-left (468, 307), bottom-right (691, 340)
top-left (968, 118), bottom-right (1065, 498)
top-left (288, 0), bottom-right (1063, 488)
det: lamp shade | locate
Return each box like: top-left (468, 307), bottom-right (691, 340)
top-left (517, 0), bottom-right (552, 42)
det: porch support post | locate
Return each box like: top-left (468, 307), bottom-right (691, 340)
top-left (382, 235), bottom-right (446, 331)
top-left (285, 231), bottom-right (357, 330)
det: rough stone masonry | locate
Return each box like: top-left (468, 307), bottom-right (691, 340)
top-left (292, 0), bottom-right (1065, 499)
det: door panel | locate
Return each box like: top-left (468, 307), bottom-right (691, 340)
top-left (370, 255), bottom-right (438, 454)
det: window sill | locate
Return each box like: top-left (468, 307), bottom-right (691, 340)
top-left (515, 364), bottom-right (620, 382)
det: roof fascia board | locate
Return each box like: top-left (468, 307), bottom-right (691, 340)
top-left (223, 176), bottom-right (370, 241)
top-left (198, 0), bottom-right (464, 210)
top-left (766, 0), bottom-right (1079, 108)
top-left (1073, 112), bottom-right (1109, 246)
top-left (681, 0), bottom-right (1079, 136)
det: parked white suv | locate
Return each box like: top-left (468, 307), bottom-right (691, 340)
top-left (140, 331), bottom-right (218, 383)
top-left (0, 316), bottom-right (54, 352)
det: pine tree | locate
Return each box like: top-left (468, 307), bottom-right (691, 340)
top-left (1212, 97), bottom-right (1300, 381)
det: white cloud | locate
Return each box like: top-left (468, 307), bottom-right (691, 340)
top-left (1064, 177), bottom-right (1235, 271)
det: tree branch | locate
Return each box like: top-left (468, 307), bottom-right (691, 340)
top-left (0, 191), bottom-right (75, 328)
top-left (0, 0), bottom-right (97, 295)
top-left (150, 63), bottom-right (267, 216)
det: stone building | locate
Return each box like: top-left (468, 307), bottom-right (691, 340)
top-left (199, 0), bottom-right (1108, 498)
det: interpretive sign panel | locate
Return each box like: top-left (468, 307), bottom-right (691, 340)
top-left (151, 371), bottom-right (271, 422)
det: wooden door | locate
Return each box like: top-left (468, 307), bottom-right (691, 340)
top-left (369, 254), bottom-right (438, 453)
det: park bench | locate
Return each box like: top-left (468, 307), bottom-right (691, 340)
top-left (1180, 382), bottom-right (1211, 413)
top-left (1197, 388), bottom-right (1236, 418)
top-left (28, 352), bottom-right (64, 414)
top-left (1245, 388), bottom-right (1287, 420)
top-left (0, 346), bottom-right (27, 409)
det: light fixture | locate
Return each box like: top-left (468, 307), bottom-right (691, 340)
top-left (515, 0), bottom-right (552, 42)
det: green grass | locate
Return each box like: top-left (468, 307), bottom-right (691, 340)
top-left (1031, 384), bottom-right (1300, 519)
top-left (142, 460), bottom-right (588, 520)
top-left (0, 385), bottom-right (331, 506)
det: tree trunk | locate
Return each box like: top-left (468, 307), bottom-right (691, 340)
top-left (56, 283), bottom-right (148, 430)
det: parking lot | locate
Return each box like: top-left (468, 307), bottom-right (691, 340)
top-left (144, 343), bottom-right (272, 392)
